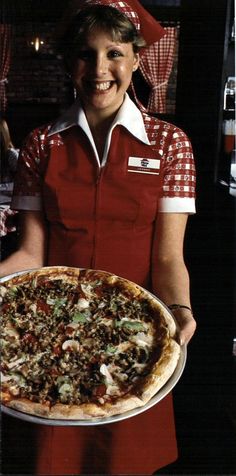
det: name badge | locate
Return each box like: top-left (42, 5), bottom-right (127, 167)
top-left (128, 157), bottom-right (160, 175)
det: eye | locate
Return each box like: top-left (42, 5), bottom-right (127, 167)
top-left (76, 50), bottom-right (94, 61)
top-left (107, 49), bottom-right (123, 59)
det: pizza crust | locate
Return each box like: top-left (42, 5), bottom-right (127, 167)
top-left (1, 266), bottom-right (182, 421)
top-left (7, 266), bottom-right (81, 287)
top-left (137, 339), bottom-right (181, 404)
top-left (5, 398), bottom-right (51, 418)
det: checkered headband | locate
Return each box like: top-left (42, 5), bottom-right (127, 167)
top-left (74, 0), bottom-right (141, 31)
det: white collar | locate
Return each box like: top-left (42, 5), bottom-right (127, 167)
top-left (48, 94), bottom-right (150, 146)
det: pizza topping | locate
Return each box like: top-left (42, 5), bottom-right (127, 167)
top-left (62, 340), bottom-right (80, 352)
top-left (0, 268), bottom-right (176, 413)
top-left (77, 298), bottom-right (90, 310)
top-left (100, 363), bottom-right (115, 385)
top-left (7, 356), bottom-right (26, 370)
top-left (0, 285), bottom-right (7, 299)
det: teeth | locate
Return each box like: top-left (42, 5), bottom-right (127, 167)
top-left (94, 82), bottom-right (111, 91)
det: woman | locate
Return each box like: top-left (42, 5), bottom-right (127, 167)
top-left (0, 1), bottom-right (196, 474)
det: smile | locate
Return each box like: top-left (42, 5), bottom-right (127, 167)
top-left (88, 81), bottom-right (114, 91)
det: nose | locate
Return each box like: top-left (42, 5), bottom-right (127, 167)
top-left (94, 54), bottom-right (109, 76)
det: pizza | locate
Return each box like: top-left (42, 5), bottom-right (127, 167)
top-left (0, 266), bottom-right (181, 420)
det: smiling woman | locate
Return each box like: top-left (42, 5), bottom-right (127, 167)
top-left (0, 0), bottom-right (196, 474)
top-left (71, 28), bottom-right (140, 144)
top-left (58, 4), bottom-right (144, 152)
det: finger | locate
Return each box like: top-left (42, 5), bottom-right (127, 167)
top-left (179, 319), bottom-right (197, 345)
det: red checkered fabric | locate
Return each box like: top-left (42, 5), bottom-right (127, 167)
top-left (0, 206), bottom-right (17, 237)
top-left (12, 129), bottom-right (63, 206)
top-left (139, 27), bottom-right (177, 113)
top-left (0, 24), bottom-right (11, 113)
top-left (64, 0), bottom-right (165, 43)
top-left (142, 113), bottom-right (196, 200)
top-left (72, 0), bottom-right (141, 31)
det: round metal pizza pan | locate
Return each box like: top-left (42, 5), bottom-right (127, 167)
top-left (1, 267), bottom-right (187, 426)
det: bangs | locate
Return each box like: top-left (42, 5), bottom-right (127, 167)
top-left (72, 6), bottom-right (138, 43)
top-left (59, 5), bottom-right (146, 69)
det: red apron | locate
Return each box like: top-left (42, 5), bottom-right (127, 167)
top-left (36, 126), bottom-right (178, 474)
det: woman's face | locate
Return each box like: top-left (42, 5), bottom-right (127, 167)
top-left (71, 28), bottom-right (139, 120)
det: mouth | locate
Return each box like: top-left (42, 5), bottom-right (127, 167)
top-left (86, 80), bottom-right (115, 92)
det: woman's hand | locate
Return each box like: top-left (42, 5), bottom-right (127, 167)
top-left (171, 308), bottom-right (197, 345)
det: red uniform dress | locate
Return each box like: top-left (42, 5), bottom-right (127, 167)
top-left (12, 94), bottom-right (196, 474)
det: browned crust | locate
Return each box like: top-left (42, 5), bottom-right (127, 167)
top-left (2, 266), bottom-right (81, 288)
top-left (146, 294), bottom-right (177, 338)
top-left (136, 339), bottom-right (180, 403)
top-left (1, 390), bottom-right (12, 404)
top-left (1, 266), bottom-right (181, 420)
top-left (4, 398), bottom-right (51, 418)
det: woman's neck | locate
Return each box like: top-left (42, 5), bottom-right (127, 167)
top-left (86, 113), bottom-right (117, 160)
top-left (90, 122), bottom-right (110, 160)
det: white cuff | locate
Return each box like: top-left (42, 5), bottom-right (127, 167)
top-left (159, 197), bottom-right (196, 213)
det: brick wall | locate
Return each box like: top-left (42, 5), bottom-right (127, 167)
top-left (7, 22), bottom-right (70, 107)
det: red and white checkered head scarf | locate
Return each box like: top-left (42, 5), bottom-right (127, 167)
top-left (80, 0), bottom-right (141, 32)
top-left (66, 0), bottom-right (165, 45)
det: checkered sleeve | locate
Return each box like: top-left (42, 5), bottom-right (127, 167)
top-left (0, 207), bottom-right (18, 238)
top-left (159, 125), bottom-right (196, 213)
top-left (11, 128), bottom-right (47, 211)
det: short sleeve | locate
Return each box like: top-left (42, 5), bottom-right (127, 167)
top-left (159, 126), bottom-right (196, 213)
